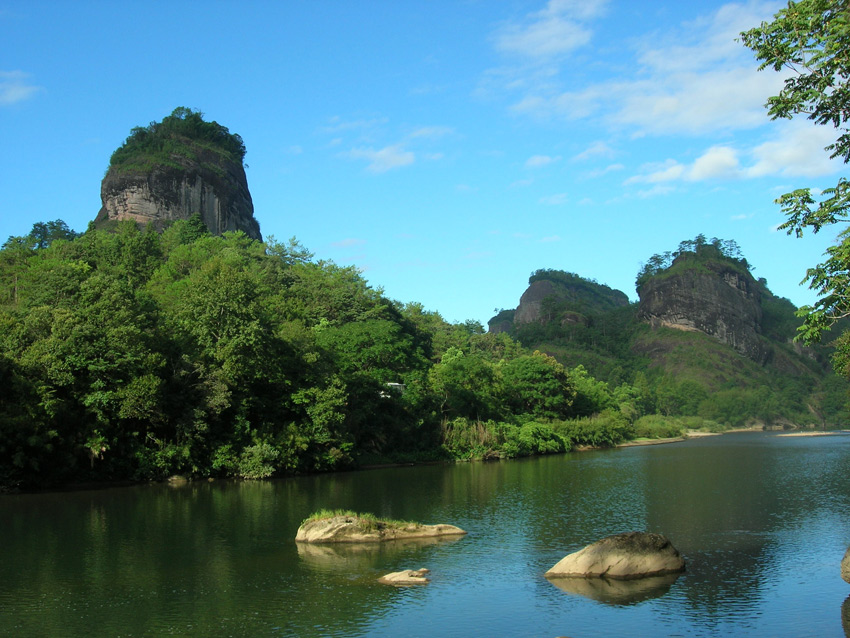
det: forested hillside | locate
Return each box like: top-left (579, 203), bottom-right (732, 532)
top-left (0, 218), bottom-right (660, 490)
top-left (491, 236), bottom-right (849, 431)
top-left (2, 225), bottom-right (846, 490)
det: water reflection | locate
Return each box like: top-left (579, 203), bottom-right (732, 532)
top-left (3, 433), bottom-right (850, 637)
top-left (545, 572), bottom-right (681, 605)
top-left (296, 537), bottom-right (465, 573)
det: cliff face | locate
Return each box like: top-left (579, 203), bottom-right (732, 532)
top-left (637, 258), bottom-right (766, 362)
top-left (95, 147), bottom-right (262, 240)
top-left (489, 272), bottom-right (630, 334)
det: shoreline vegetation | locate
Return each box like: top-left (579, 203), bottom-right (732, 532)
top-left (4, 425), bottom-right (840, 495)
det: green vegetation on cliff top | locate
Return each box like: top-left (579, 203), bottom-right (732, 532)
top-left (108, 107), bottom-right (247, 175)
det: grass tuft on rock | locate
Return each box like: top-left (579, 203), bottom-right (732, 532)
top-left (302, 509), bottom-right (419, 531)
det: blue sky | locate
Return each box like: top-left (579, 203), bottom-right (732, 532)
top-left (1, 0), bottom-right (844, 325)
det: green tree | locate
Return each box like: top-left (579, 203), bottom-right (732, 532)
top-left (500, 351), bottom-right (575, 419)
top-left (741, 1), bottom-right (850, 365)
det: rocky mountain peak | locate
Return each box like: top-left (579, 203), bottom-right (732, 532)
top-left (93, 108), bottom-right (262, 240)
top-left (637, 251), bottom-right (767, 362)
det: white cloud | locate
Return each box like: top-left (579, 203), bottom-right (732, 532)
top-left (572, 141), bottom-right (615, 161)
top-left (636, 185), bottom-right (676, 198)
top-left (344, 144), bottom-right (415, 173)
top-left (626, 122), bottom-right (841, 184)
top-left (495, 1), bottom-right (789, 138)
top-left (494, 0), bottom-right (608, 59)
top-left (0, 70), bottom-right (40, 105)
top-left (745, 121), bottom-right (840, 178)
top-left (497, 17), bottom-right (592, 59)
top-left (540, 235), bottom-right (562, 242)
top-left (409, 126), bottom-right (454, 139)
top-left (332, 238), bottom-right (367, 247)
top-left (585, 163), bottom-right (624, 178)
top-left (689, 145), bottom-right (741, 180)
top-left (321, 116), bottom-right (388, 134)
top-left (626, 159), bottom-right (685, 184)
top-left (539, 193), bottom-right (568, 205)
top-left (525, 154), bottom-right (561, 168)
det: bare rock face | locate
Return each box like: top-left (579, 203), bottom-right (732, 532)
top-left (489, 272), bottom-right (629, 333)
top-left (638, 258), bottom-right (766, 362)
top-left (378, 568), bottom-right (431, 585)
top-left (95, 147), bottom-right (261, 240)
top-left (295, 515), bottom-right (467, 544)
top-left (514, 279), bottom-right (560, 325)
top-left (545, 532), bottom-right (686, 580)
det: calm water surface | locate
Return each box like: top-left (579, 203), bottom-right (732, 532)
top-left (3, 431), bottom-right (850, 637)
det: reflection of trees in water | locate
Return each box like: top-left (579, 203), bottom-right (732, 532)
top-left (296, 536), bottom-right (464, 574)
top-left (640, 440), bottom-right (779, 616)
top-left (641, 435), bottom-right (850, 620)
top-left (0, 480), bottom-right (446, 636)
top-left (842, 595), bottom-right (850, 638)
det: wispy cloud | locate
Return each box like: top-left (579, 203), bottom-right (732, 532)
top-left (491, 1), bottom-right (787, 138)
top-left (0, 70), bottom-right (41, 106)
top-left (625, 121), bottom-right (842, 184)
top-left (409, 126), bottom-right (454, 139)
top-left (329, 117), bottom-right (452, 173)
top-left (332, 238), bottom-right (367, 247)
top-left (525, 154), bottom-right (561, 168)
top-left (494, 0), bottom-right (609, 59)
top-left (344, 145), bottom-right (415, 173)
top-left (584, 163), bottom-right (624, 178)
top-left (320, 116), bottom-right (388, 135)
top-left (572, 141), bottom-right (615, 161)
top-left (539, 193), bottom-right (568, 205)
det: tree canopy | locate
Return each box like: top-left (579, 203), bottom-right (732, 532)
top-left (741, 0), bottom-right (850, 371)
top-left (109, 107), bottom-right (247, 174)
top-left (636, 235), bottom-right (749, 292)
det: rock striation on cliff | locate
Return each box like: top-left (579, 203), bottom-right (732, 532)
top-left (94, 108), bottom-right (262, 240)
top-left (490, 270), bottom-right (629, 334)
top-left (637, 254), bottom-right (766, 362)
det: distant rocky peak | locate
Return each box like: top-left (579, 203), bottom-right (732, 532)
top-left (489, 270), bottom-right (629, 333)
top-left (637, 257), bottom-right (767, 362)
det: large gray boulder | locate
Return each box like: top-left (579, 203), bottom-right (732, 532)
top-left (295, 514), bottom-right (466, 544)
top-left (545, 532), bottom-right (685, 580)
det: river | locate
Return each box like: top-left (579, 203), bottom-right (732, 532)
top-left (2, 431), bottom-right (850, 637)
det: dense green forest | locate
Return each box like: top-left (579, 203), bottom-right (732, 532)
top-left (0, 217), bottom-right (664, 490)
top-left (1, 220), bottom-right (846, 490)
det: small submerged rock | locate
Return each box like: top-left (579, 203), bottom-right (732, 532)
top-left (295, 514), bottom-right (466, 544)
top-left (378, 568), bottom-right (431, 586)
top-left (545, 532), bottom-right (685, 580)
top-left (841, 546), bottom-right (850, 584)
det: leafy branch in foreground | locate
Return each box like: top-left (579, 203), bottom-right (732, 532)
top-left (741, 0), bottom-right (850, 362)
